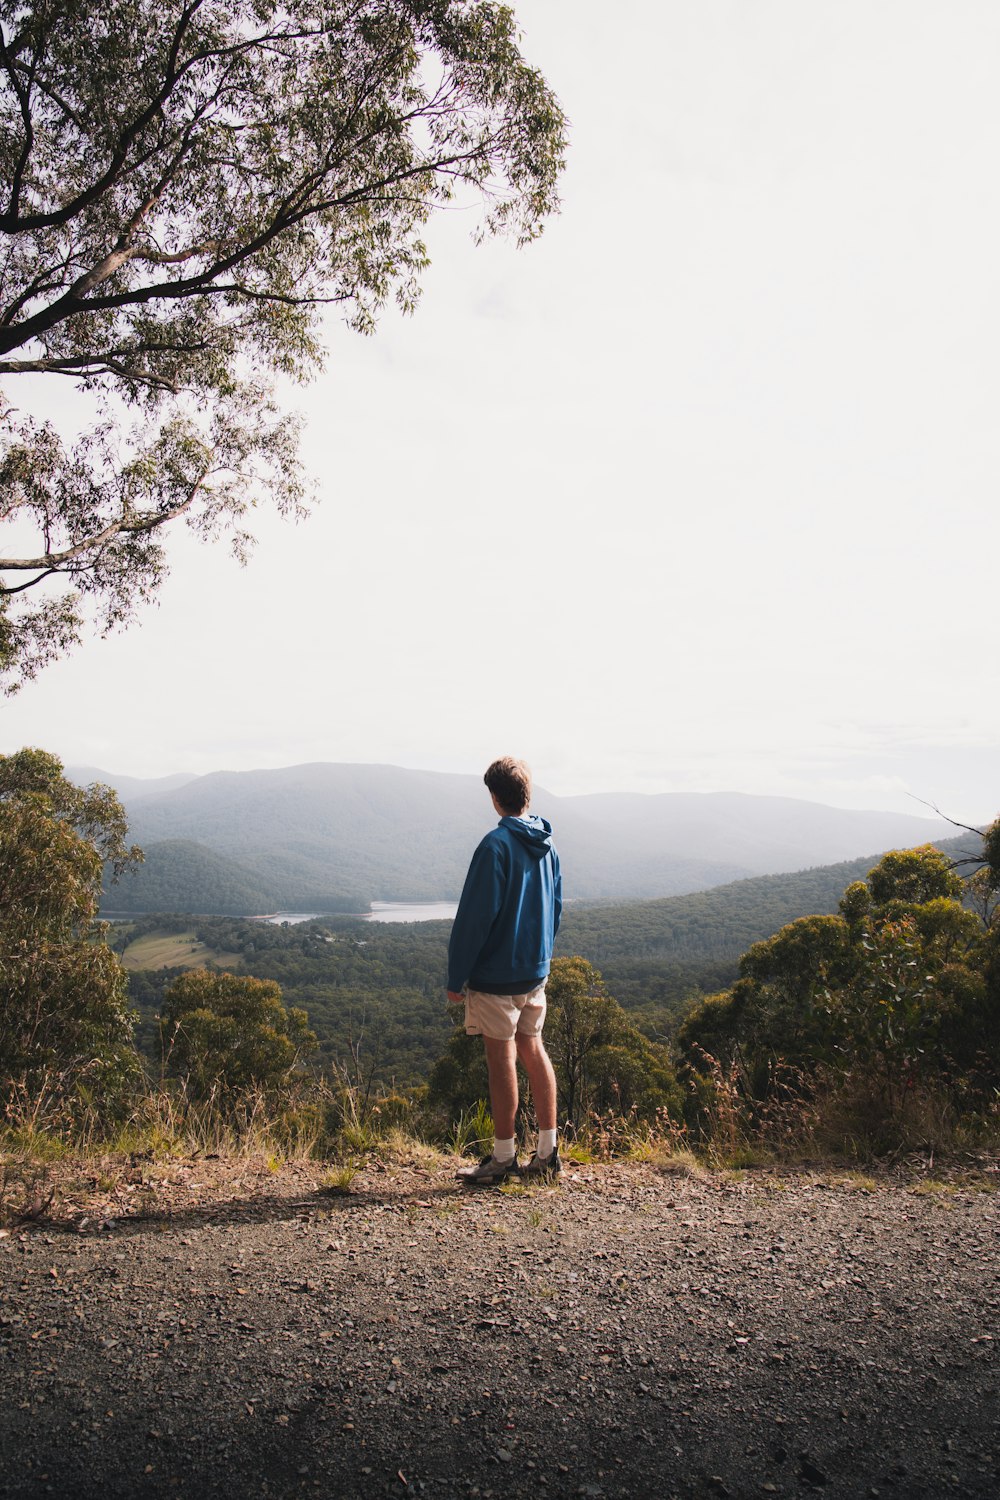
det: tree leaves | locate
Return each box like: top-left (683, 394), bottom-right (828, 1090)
top-left (159, 968), bottom-right (319, 1098)
top-left (677, 842), bottom-right (1000, 1120)
top-left (0, 748), bottom-right (141, 1116)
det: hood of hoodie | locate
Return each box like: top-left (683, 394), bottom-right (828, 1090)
top-left (500, 814), bottom-right (554, 860)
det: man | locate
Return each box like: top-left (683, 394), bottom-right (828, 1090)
top-left (447, 756), bottom-right (562, 1185)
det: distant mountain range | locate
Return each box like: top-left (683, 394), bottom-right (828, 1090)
top-left (71, 761), bottom-right (959, 914)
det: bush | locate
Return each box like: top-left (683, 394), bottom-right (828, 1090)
top-left (0, 750), bottom-right (140, 1126)
top-left (676, 841), bottom-right (1000, 1154)
top-left (160, 970), bottom-right (317, 1101)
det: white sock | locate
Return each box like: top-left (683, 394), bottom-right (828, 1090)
top-left (536, 1129), bottom-right (558, 1159)
top-left (492, 1137), bottom-right (516, 1163)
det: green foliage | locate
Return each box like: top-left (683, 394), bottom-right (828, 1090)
top-left (0, 0), bottom-right (566, 689)
top-left (678, 841), bottom-right (1000, 1145)
top-left (105, 828), bottom-right (998, 1159)
top-left (545, 957), bottom-right (681, 1128)
top-left (553, 847), bottom-right (971, 1033)
top-left (741, 913), bottom-right (854, 1000)
top-left (0, 749), bottom-right (140, 1121)
top-left (0, 747), bottom-right (142, 876)
top-left (830, 915), bottom-right (975, 1106)
top-left (426, 1029), bottom-right (491, 1122)
top-left (838, 880), bottom-right (871, 928)
top-left (126, 912), bottom-right (455, 1084)
top-left (446, 1098), bottom-right (495, 1157)
top-left (160, 969), bottom-right (318, 1099)
top-left (118, 840), bottom-right (978, 1090)
top-left (103, 840), bottom-right (275, 915)
top-left (966, 867), bottom-right (1000, 931)
top-left (982, 818), bottom-right (1000, 888)
top-left (865, 843), bottom-right (963, 906)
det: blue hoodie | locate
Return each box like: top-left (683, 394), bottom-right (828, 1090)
top-left (447, 814), bottom-right (562, 995)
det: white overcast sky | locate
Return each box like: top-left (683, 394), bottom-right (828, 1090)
top-left (3, 0), bottom-right (999, 824)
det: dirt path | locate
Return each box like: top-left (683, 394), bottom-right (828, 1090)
top-left (1, 1157), bottom-right (998, 1499)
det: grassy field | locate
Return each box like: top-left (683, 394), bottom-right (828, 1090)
top-left (118, 931), bottom-right (244, 972)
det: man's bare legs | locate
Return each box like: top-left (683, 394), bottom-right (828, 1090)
top-left (482, 1036), bottom-right (519, 1141)
top-left (482, 1032), bottom-right (558, 1142)
top-left (515, 1033), bottom-right (557, 1133)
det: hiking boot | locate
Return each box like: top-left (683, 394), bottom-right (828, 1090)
top-left (521, 1147), bottom-right (561, 1180)
top-left (455, 1154), bottom-right (520, 1187)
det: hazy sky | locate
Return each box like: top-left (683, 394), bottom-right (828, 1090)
top-left (3, 0), bottom-right (999, 824)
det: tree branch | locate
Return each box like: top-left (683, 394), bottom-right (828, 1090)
top-left (0, 8), bottom-right (324, 235)
top-left (4, 138), bottom-right (492, 350)
top-left (0, 253), bottom-right (81, 327)
top-left (199, 282), bottom-right (348, 308)
top-left (0, 1), bottom-right (200, 234)
top-left (0, 481), bottom-right (211, 581)
top-left (0, 355), bottom-right (181, 390)
top-left (67, 236), bottom-right (221, 300)
top-left (907, 793), bottom-right (985, 840)
top-left (0, 21), bottom-right (41, 225)
top-left (0, 567), bottom-right (61, 596)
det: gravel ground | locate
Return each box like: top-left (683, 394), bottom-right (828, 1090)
top-left (1, 1156), bottom-right (998, 1500)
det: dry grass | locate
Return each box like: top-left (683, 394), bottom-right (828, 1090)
top-left (0, 1076), bottom-right (462, 1228)
top-left (911, 1178), bottom-right (958, 1198)
top-left (0, 1153), bottom-right (57, 1225)
top-left (0, 1142), bottom-right (320, 1228)
top-left (319, 1164), bottom-right (359, 1195)
top-left (376, 1129), bottom-right (448, 1171)
top-left (836, 1172), bottom-right (879, 1192)
top-left (685, 1046), bottom-right (1000, 1169)
top-left (4, 1055), bottom-right (997, 1231)
top-left (4, 1125), bottom-right (997, 1231)
top-left (641, 1145), bottom-right (709, 1180)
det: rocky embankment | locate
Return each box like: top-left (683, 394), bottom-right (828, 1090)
top-left (1, 1155), bottom-right (998, 1499)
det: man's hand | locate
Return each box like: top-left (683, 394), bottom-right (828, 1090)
top-left (446, 990), bottom-right (465, 1004)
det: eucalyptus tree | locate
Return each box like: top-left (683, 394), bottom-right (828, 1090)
top-left (160, 969), bottom-right (318, 1100)
top-left (677, 842), bottom-right (999, 1133)
top-left (0, 748), bottom-right (142, 1119)
top-left (0, 0), bottom-right (566, 687)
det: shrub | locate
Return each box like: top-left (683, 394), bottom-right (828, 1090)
top-left (160, 970), bottom-right (317, 1101)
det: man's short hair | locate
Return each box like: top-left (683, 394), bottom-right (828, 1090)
top-left (484, 756), bottom-right (531, 815)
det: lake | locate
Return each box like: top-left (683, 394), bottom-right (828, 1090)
top-left (364, 901), bottom-right (458, 923)
top-left (259, 902), bottom-right (457, 925)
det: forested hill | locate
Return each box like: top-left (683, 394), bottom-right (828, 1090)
top-left (108, 841), bottom-right (277, 917)
top-left (83, 760), bottom-right (957, 911)
top-left (556, 834), bottom-right (973, 1023)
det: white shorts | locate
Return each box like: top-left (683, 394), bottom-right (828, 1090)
top-left (464, 984), bottom-right (547, 1042)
